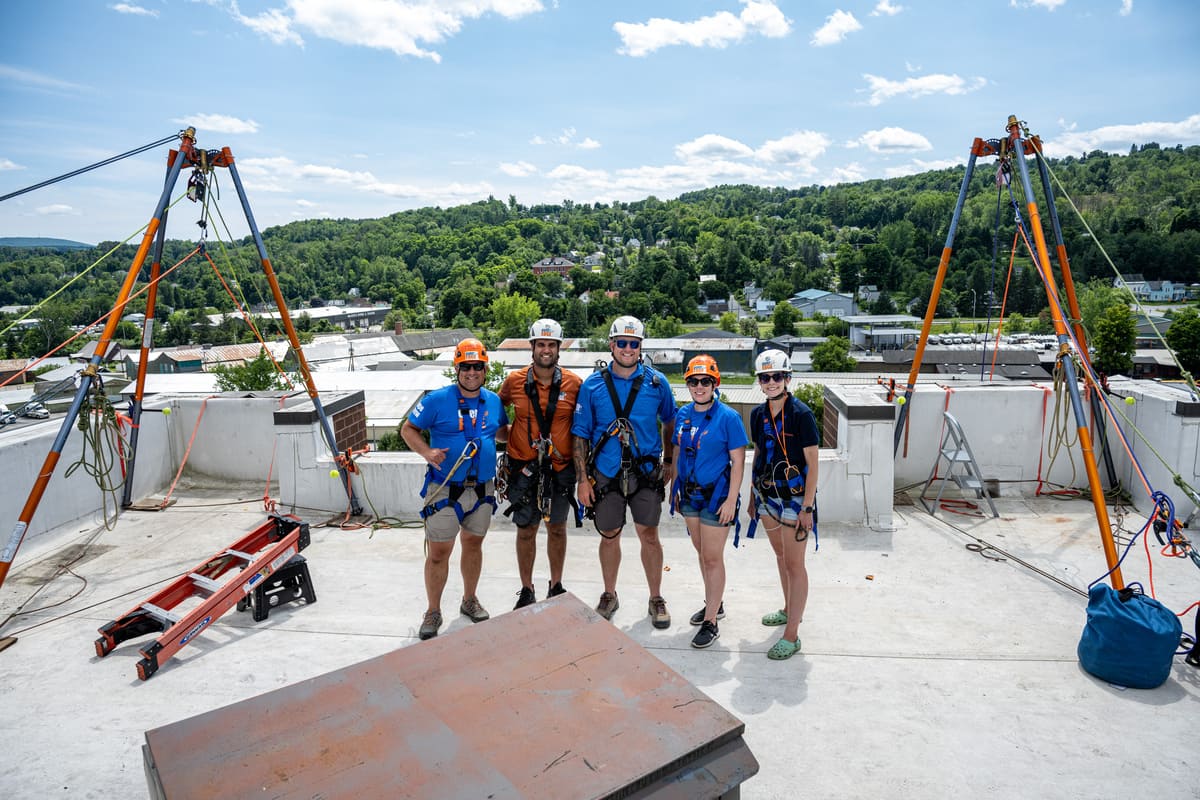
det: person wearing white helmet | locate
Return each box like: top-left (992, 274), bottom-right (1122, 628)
top-left (747, 348), bottom-right (818, 661)
top-left (572, 314), bottom-right (677, 628)
top-left (498, 318), bottom-right (582, 609)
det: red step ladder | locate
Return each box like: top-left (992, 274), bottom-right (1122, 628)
top-left (95, 513), bottom-right (311, 680)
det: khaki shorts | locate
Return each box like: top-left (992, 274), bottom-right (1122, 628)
top-left (423, 480), bottom-right (495, 543)
top-left (592, 473), bottom-right (664, 533)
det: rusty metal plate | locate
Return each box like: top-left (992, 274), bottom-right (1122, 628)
top-left (144, 594), bottom-right (753, 799)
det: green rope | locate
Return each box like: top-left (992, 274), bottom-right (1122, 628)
top-left (63, 379), bottom-right (131, 529)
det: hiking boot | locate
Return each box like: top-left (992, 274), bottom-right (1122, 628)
top-left (418, 610), bottom-right (442, 640)
top-left (689, 602), bottom-right (725, 626)
top-left (547, 581), bottom-right (567, 598)
top-left (514, 586), bottom-right (537, 610)
top-left (648, 596), bottom-right (671, 629)
top-left (460, 596), bottom-right (490, 623)
top-left (691, 620), bottom-right (720, 649)
top-left (596, 591), bottom-right (619, 620)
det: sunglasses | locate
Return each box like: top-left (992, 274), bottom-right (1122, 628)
top-left (459, 362), bottom-right (487, 372)
top-left (613, 339), bottom-right (641, 350)
top-left (686, 377), bottom-right (714, 388)
top-left (758, 372), bottom-right (789, 384)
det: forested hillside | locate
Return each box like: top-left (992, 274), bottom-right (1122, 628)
top-left (2, 143), bottom-right (1198, 358)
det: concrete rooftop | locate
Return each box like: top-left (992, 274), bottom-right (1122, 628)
top-left (0, 484), bottom-right (1196, 799)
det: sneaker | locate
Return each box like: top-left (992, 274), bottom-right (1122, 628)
top-left (460, 596), bottom-right (490, 623)
top-left (691, 620), bottom-right (720, 649)
top-left (648, 596), bottom-right (671, 629)
top-left (547, 581), bottom-right (567, 598)
top-left (418, 610), bottom-right (442, 640)
top-left (761, 609), bottom-right (787, 627)
top-left (689, 602), bottom-right (726, 626)
top-left (596, 591), bottom-right (619, 620)
top-left (514, 586), bottom-right (537, 610)
top-left (767, 636), bottom-right (801, 660)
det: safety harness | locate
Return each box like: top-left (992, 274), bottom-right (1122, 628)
top-left (502, 367), bottom-right (582, 527)
top-left (419, 387), bottom-right (496, 523)
top-left (669, 399), bottom-right (741, 541)
top-left (584, 363), bottom-right (664, 516)
top-left (746, 396), bottom-right (817, 549)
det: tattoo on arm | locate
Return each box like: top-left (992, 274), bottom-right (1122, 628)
top-left (573, 436), bottom-right (590, 476)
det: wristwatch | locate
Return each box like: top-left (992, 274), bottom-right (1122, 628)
top-left (802, 505), bottom-right (815, 513)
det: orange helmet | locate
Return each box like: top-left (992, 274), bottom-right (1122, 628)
top-left (684, 355), bottom-right (720, 386)
top-left (453, 337), bottom-right (488, 365)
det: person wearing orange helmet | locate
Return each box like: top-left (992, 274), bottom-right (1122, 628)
top-left (671, 355), bottom-right (747, 649)
top-left (498, 318), bottom-right (582, 609)
top-left (402, 337), bottom-right (508, 640)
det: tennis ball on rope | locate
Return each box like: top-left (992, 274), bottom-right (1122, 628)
top-left (330, 469), bottom-right (341, 478)
top-left (1124, 396), bottom-right (1136, 406)
top-left (161, 407), bottom-right (171, 416)
top-left (896, 396), bottom-right (906, 405)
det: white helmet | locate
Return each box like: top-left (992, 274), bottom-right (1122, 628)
top-left (755, 349), bottom-right (791, 375)
top-left (608, 315), bottom-right (645, 340)
top-left (528, 318), bottom-right (563, 342)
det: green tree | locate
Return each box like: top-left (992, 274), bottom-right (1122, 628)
top-left (792, 383), bottom-right (824, 440)
top-left (490, 293), bottom-right (541, 340)
top-left (646, 314), bottom-right (684, 338)
top-left (739, 316), bottom-right (760, 337)
top-left (1077, 280), bottom-right (1134, 334)
top-left (1004, 312), bottom-right (1027, 334)
top-left (811, 335), bottom-right (857, 372)
top-left (1091, 303), bottom-right (1136, 375)
top-left (771, 301), bottom-right (800, 338)
top-left (1166, 307), bottom-right (1200, 376)
top-left (718, 311), bottom-right (739, 332)
top-left (211, 349), bottom-right (293, 391)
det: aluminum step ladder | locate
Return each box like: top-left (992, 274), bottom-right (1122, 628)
top-left (920, 411), bottom-right (999, 518)
top-left (94, 513), bottom-right (312, 680)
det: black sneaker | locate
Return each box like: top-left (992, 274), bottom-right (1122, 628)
top-left (691, 620), bottom-right (720, 649)
top-left (514, 586), bottom-right (537, 609)
top-left (547, 581), bottom-right (566, 598)
top-left (689, 602), bottom-right (725, 626)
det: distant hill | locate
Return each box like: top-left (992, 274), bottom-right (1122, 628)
top-left (0, 237), bottom-right (93, 250)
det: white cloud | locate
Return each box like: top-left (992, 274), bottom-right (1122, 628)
top-left (171, 113), bottom-right (260, 135)
top-left (613, 1), bottom-right (790, 57)
top-left (295, 199), bottom-right (318, 207)
top-left (755, 131), bottom-right (832, 172)
top-left (825, 164), bottom-right (866, 184)
top-left (675, 134), bottom-right (755, 162)
top-left (883, 157), bottom-right (965, 178)
top-left (848, 127), bottom-right (932, 153)
top-left (498, 160), bottom-right (537, 177)
top-left (36, 204), bottom-right (76, 216)
top-left (862, 72), bottom-right (986, 106)
top-left (233, 5), bottom-right (303, 46)
top-left (870, 1), bottom-right (903, 16)
top-left (811, 10), bottom-right (861, 47)
top-left (1042, 114), bottom-right (1200, 157)
top-left (1010, 0), bottom-right (1067, 9)
top-left (236, 155), bottom-right (495, 204)
top-left (111, 3), bottom-right (158, 17)
top-left (0, 158), bottom-right (22, 171)
top-left (529, 128), bottom-right (600, 149)
top-left (578, 137), bottom-right (601, 150)
top-left (232, 0), bottom-right (546, 62)
top-left (0, 64), bottom-right (85, 92)
top-left (529, 135), bottom-right (547, 145)
top-left (1120, 0), bottom-right (1133, 15)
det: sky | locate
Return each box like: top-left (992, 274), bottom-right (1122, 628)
top-left (1, 0), bottom-right (1198, 245)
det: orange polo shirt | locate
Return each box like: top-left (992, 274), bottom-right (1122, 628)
top-left (499, 365), bottom-right (581, 470)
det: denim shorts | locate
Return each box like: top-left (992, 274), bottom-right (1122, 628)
top-left (678, 499), bottom-right (728, 527)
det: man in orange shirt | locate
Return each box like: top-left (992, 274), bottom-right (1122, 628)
top-left (499, 318), bottom-right (583, 609)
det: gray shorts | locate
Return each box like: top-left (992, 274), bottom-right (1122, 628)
top-left (423, 480), bottom-right (495, 543)
top-left (592, 473), bottom-right (664, 532)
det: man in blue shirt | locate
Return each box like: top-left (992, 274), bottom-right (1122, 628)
top-left (572, 316), bottom-right (677, 627)
top-left (402, 338), bottom-right (508, 640)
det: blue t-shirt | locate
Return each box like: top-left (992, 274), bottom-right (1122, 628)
top-left (571, 362), bottom-right (677, 478)
top-left (673, 398), bottom-right (748, 487)
top-left (409, 384), bottom-right (504, 483)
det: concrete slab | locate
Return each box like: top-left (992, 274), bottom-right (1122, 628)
top-left (0, 487), bottom-right (1195, 799)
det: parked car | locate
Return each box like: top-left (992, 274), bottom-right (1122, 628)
top-left (23, 403), bottom-right (49, 419)
top-left (0, 411), bottom-right (16, 426)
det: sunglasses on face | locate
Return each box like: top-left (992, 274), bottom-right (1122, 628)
top-left (686, 377), bottom-right (714, 388)
top-left (758, 372), bottom-right (789, 384)
top-left (459, 362), bottom-right (486, 372)
top-left (613, 339), bottom-right (640, 350)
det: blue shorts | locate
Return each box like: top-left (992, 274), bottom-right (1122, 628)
top-left (678, 499), bottom-right (729, 527)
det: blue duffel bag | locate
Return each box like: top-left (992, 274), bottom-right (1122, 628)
top-left (1078, 582), bottom-right (1181, 689)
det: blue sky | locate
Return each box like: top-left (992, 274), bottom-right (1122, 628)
top-left (1, 0), bottom-right (1198, 244)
